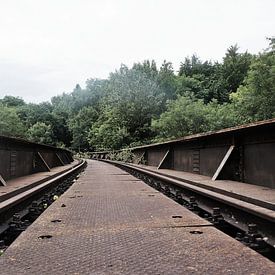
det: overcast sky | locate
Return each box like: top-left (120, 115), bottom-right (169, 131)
top-left (0, 0), bottom-right (274, 103)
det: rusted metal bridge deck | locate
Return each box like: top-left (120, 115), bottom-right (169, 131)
top-left (0, 160), bottom-right (274, 274)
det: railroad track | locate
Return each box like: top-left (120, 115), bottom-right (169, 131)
top-left (100, 159), bottom-right (275, 262)
top-left (0, 160), bottom-right (86, 252)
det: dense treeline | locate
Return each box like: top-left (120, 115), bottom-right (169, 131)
top-left (0, 38), bottom-right (274, 151)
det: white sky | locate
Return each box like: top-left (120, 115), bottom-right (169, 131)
top-left (0, 0), bottom-right (274, 103)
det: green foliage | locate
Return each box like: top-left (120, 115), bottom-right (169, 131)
top-left (152, 95), bottom-right (209, 139)
top-left (221, 45), bottom-right (253, 94)
top-left (157, 61), bottom-right (177, 101)
top-left (18, 102), bottom-right (53, 128)
top-left (133, 60), bottom-right (177, 102)
top-left (0, 38), bottom-right (273, 151)
top-left (0, 105), bottom-right (26, 137)
top-left (179, 55), bottom-right (215, 78)
top-left (17, 101), bottom-right (71, 146)
top-left (70, 80), bottom-right (107, 113)
top-left (51, 110), bottom-right (72, 147)
top-left (69, 107), bottom-right (98, 151)
top-left (0, 96), bottom-right (26, 107)
top-left (176, 75), bottom-right (203, 97)
top-left (231, 40), bottom-right (275, 121)
top-left (88, 66), bottom-right (164, 150)
top-left (178, 48), bottom-right (252, 104)
top-left (204, 100), bottom-right (241, 130)
top-left (26, 122), bottom-right (53, 145)
top-left (111, 149), bottom-right (133, 162)
top-left (132, 60), bottom-right (158, 80)
top-left (152, 95), bottom-right (242, 140)
top-left (88, 107), bottom-right (130, 150)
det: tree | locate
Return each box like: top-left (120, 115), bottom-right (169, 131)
top-left (178, 55), bottom-right (228, 103)
top-left (151, 95), bottom-right (209, 139)
top-left (26, 122), bottom-right (53, 145)
top-left (179, 55), bottom-right (215, 78)
top-left (84, 78), bottom-right (107, 110)
top-left (132, 60), bottom-right (158, 80)
top-left (69, 107), bottom-right (98, 151)
top-left (221, 45), bottom-right (253, 95)
top-left (204, 100), bottom-right (241, 130)
top-left (0, 96), bottom-right (25, 107)
top-left (231, 39), bottom-right (275, 121)
top-left (176, 75), bottom-right (203, 97)
top-left (105, 66), bottom-right (164, 141)
top-left (88, 107), bottom-right (129, 151)
top-left (0, 38), bottom-right (272, 151)
top-left (18, 102), bottom-right (54, 128)
top-left (151, 96), bottom-right (241, 141)
top-left (157, 60), bottom-right (177, 101)
top-left (178, 50), bottom-right (252, 104)
top-left (51, 110), bottom-right (72, 147)
top-left (0, 105), bottom-right (26, 137)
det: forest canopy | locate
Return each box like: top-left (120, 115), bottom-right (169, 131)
top-left (0, 38), bottom-right (274, 151)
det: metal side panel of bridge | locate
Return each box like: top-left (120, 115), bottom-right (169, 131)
top-left (92, 118), bottom-right (275, 189)
top-left (0, 135), bottom-right (73, 184)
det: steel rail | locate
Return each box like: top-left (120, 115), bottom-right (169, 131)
top-left (0, 159), bottom-right (86, 251)
top-left (0, 160), bottom-right (86, 216)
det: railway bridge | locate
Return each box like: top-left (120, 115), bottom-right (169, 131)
top-left (0, 119), bottom-right (274, 274)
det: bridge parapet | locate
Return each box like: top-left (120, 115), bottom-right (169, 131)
top-left (0, 136), bottom-right (73, 185)
top-left (91, 118), bottom-right (275, 189)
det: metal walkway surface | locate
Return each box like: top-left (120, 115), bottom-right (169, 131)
top-left (0, 160), bottom-right (274, 274)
